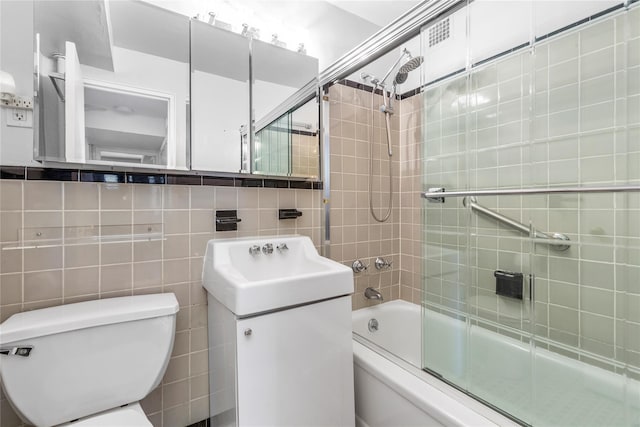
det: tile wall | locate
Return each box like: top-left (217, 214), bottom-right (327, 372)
top-left (291, 133), bottom-right (320, 179)
top-left (420, 6), bottom-right (640, 372)
top-left (327, 83), bottom-right (402, 309)
top-left (0, 181), bottom-right (322, 427)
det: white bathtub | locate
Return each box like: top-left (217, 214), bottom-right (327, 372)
top-left (352, 300), bottom-right (640, 427)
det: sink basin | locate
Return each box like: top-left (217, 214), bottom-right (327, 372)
top-left (202, 235), bottom-right (353, 316)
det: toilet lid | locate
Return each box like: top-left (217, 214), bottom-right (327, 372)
top-left (59, 403), bottom-right (151, 426)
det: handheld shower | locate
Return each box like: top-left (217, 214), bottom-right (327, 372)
top-left (365, 48), bottom-right (424, 223)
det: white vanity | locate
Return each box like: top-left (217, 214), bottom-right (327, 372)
top-left (202, 235), bottom-right (355, 426)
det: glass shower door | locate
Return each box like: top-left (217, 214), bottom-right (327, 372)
top-left (421, 1), bottom-right (640, 425)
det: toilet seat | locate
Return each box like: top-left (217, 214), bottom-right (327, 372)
top-left (59, 403), bottom-right (151, 426)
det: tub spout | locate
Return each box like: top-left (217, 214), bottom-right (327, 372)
top-left (365, 287), bottom-right (384, 301)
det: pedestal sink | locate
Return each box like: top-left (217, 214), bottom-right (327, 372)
top-left (202, 235), bottom-right (355, 426)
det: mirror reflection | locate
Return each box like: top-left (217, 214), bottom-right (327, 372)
top-left (190, 21), bottom-right (250, 173)
top-left (34, 0), bottom-right (190, 169)
top-left (254, 96), bottom-right (319, 178)
top-left (251, 38), bottom-right (318, 132)
top-left (250, 39), bottom-right (318, 177)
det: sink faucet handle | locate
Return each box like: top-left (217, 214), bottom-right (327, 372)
top-left (352, 259), bottom-right (369, 273)
top-left (249, 245), bottom-right (261, 255)
top-left (276, 243), bottom-right (289, 252)
top-left (262, 243), bottom-right (274, 255)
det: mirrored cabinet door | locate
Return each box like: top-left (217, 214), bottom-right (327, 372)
top-left (190, 21), bottom-right (250, 173)
top-left (251, 39), bottom-right (319, 177)
top-left (34, 0), bottom-right (190, 170)
top-left (254, 96), bottom-right (319, 179)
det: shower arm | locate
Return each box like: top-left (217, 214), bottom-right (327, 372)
top-left (381, 48), bottom-right (411, 85)
top-left (463, 197), bottom-right (570, 251)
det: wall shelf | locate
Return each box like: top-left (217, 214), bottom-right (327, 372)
top-left (1, 223), bottom-right (164, 251)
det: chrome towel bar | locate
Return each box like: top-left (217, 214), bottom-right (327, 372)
top-left (421, 185), bottom-right (640, 200)
top-left (463, 197), bottom-right (571, 251)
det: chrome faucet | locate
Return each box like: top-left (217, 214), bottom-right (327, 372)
top-left (364, 287), bottom-right (383, 301)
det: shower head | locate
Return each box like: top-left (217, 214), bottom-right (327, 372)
top-left (398, 56), bottom-right (424, 74)
top-left (394, 72), bottom-right (408, 85)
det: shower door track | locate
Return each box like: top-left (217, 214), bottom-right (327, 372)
top-left (421, 184), bottom-right (640, 200)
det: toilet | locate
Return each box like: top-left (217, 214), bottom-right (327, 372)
top-left (0, 293), bottom-right (178, 427)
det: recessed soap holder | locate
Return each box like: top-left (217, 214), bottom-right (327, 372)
top-left (279, 209), bottom-right (303, 220)
top-left (216, 210), bottom-right (242, 231)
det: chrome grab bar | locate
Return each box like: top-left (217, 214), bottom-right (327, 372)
top-left (463, 197), bottom-right (570, 251)
top-left (421, 185), bottom-right (640, 200)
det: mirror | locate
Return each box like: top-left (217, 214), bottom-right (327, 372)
top-left (254, 96), bottom-right (319, 178)
top-left (34, 0), bottom-right (190, 169)
top-left (189, 26), bottom-right (319, 177)
top-left (251, 39), bottom-right (318, 177)
top-left (190, 21), bottom-right (250, 173)
top-left (27, 0), bottom-right (421, 177)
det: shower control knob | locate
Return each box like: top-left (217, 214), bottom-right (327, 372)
top-left (244, 328), bottom-right (252, 336)
top-left (262, 243), bottom-right (274, 255)
top-left (375, 257), bottom-right (393, 270)
top-left (249, 245), bottom-right (261, 255)
top-left (352, 260), bottom-right (368, 273)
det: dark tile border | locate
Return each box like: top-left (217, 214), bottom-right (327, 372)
top-left (27, 167), bottom-right (78, 181)
top-left (264, 179), bottom-right (289, 188)
top-left (167, 174), bottom-right (202, 185)
top-left (0, 166), bottom-right (26, 180)
top-left (126, 173), bottom-right (166, 185)
top-left (186, 418), bottom-right (210, 427)
top-left (202, 176), bottom-right (234, 187)
top-left (235, 178), bottom-right (263, 188)
top-left (337, 79), bottom-right (400, 100)
top-left (0, 166), bottom-right (322, 190)
top-left (80, 170), bottom-right (126, 183)
top-left (290, 180), bottom-right (313, 189)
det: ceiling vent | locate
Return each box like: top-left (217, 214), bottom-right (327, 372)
top-left (428, 17), bottom-right (450, 47)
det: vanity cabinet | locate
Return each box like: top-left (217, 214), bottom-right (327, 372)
top-left (208, 294), bottom-right (355, 426)
top-left (236, 296), bottom-right (354, 425)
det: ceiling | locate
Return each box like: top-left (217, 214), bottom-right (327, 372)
top-left (326, 0), bottom-right (421, 27)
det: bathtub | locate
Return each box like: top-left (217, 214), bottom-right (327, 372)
top-left (352, 300), bottom-right (640, 427)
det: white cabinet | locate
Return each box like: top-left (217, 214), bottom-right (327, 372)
top-left (236, 296), bottom-right (354, 426)
top-left (208, 295), bottom-right (355, 426)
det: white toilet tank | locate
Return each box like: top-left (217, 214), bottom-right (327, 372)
top-left (0, 294), bottom-right (178, 427)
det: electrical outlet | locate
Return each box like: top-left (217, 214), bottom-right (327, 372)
top-left (3, 96), bottom-right (34, 110)
top-left (6, 108), bottom-right (33, 128)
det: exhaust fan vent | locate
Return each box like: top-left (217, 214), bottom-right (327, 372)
top-left (428, 17), bottom-right (450, 47)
